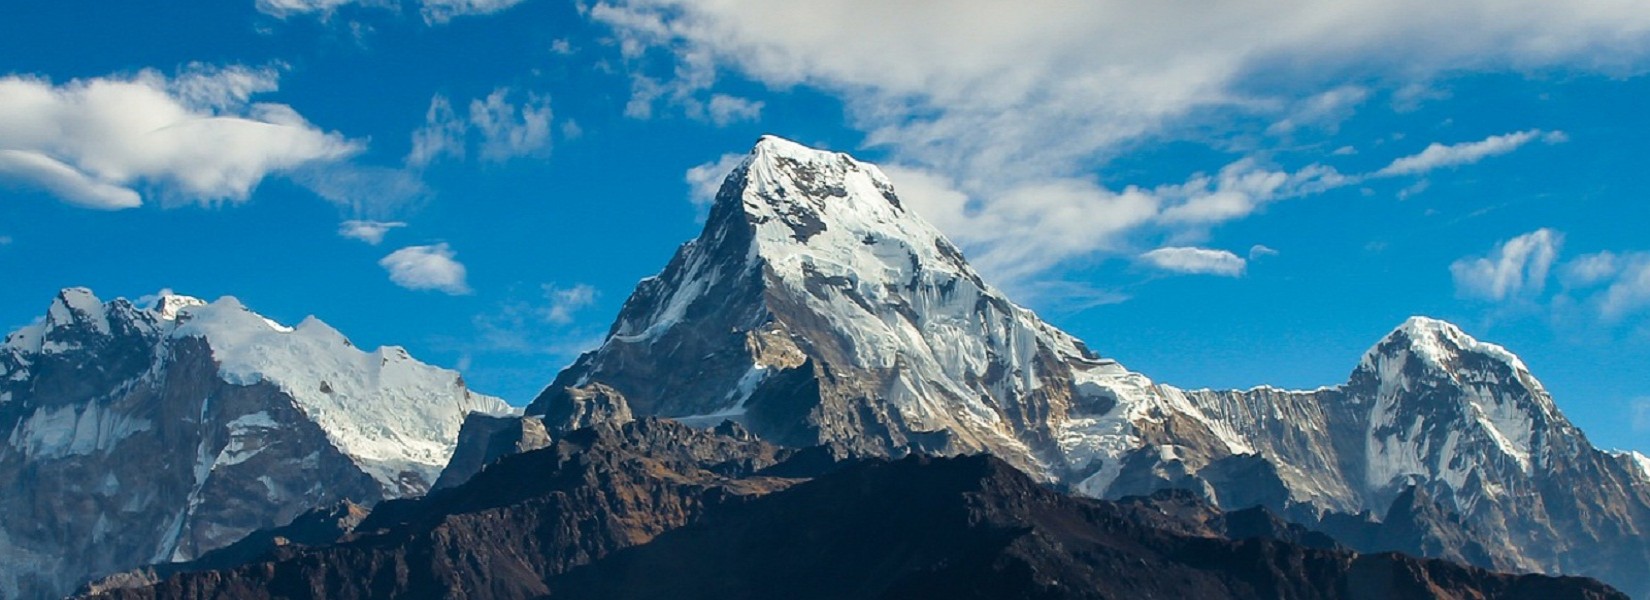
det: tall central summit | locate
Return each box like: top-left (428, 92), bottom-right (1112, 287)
top-left (527, 135), bottom-right (1157, 478)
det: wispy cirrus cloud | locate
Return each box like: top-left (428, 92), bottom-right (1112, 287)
top-left (1376, 130), bottom-right (1566, 177)
top-left (256, 0), bottom-right (525, 24)
top-left (1450, 229), bottom-right (1562, 302)
top-left (408, 88), bottom-right (553, 167)
top-left (1451, 229), bottom-right (1650, 325)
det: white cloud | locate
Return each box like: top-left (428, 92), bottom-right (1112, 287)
top-left (1598, 254), bottom-right (1650, 320)
top-left (1450, 228), bottom-right (1562, 301)
top-left (379, 243), bottom-right (471, 294)
top-left (408, 95), bottom-right (466, 168)
top-left (1268, 85), bottom-right (1370, 135)
top-left (592, 0), bottom-right (1650, 283)
top-left (1248, 244), bottom-right (1279, 259)
top-left (541, 283), bottom-right (598, 324)
top-left (1140, 247), bottom-right (1247, 277)
top-left (1633, 398), bottom-right (1650, 432)
top-left (1561, 251), bottom-right (1620, 288)
top-left (256, 0), bottom-right (524, 24)
top-left (290, 163), bottom-right (427, 217)
top-left (407, 89), bottom-right (552, 166)
top-left (0, 149), bottom-right (141, 209)
top-left (419, 0), bottom-right (524, 23)
top-left (1376, 129), bottom-right (1564, 177)
top-left (469, 88), bottom-right (553, 162)
top-left (1156, 159), bottom-right (1349, 225)
top-left (706, 94), bottom-right (764, 126)
top-left (684, 152), bottom-right (746, 210)
top-left (254, 0), bottom-right (357, 19)
top-left (338, 220), bottom-right (407, 244)
top-left (0, 66), bottom-right (358, 209)
top-left (884, 159), bottom-right (1340, 286)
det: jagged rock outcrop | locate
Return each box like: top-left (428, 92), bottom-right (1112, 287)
top-left (0, 289), bottom-right (508, 599)
top-left (504, 136), bottom-right (1650, 596)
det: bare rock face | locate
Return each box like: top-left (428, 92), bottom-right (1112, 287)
top-left (0, 289), bottom-right (508, 599)
top-left (83, 420), bottom-right (1625, 600)
top-left (514, 136), bottom-right (1650, 596)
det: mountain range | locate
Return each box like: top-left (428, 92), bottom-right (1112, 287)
top-left (0, 289), bottom-right (508, 599)
top-left (80, 419), bottom-right (1625, 600)
top-left (487, 136), bottom-right (1650, 596)
top-left (4, 135), bottom-right (1649, 598)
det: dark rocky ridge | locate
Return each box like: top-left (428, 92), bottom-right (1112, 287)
top-left (88, 419), bottom-right (1623, 600)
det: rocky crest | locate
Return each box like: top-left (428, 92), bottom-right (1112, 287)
top-left (87, 419), bottom-right (1625, 600)
top-left (0, 289), bottom-right (508, 599)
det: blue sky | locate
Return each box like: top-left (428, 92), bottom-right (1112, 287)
top-left (4, 1), bottom-right (1650, 454)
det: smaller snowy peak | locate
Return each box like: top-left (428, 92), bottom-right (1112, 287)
top-left (2, 321), bottom-right (46, 355)
top-left (169, 294), bottom-right (510, 487)
top-left (151, 293), bottom-right (207, 321)
top-left (1362, 316), bottom-right (1530, 375)
top-left (45, 287), bottom-right (112, 336)
top-left (1619, 450), bottom-right (1650, 480)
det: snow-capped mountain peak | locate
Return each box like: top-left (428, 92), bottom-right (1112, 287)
top-left (151, 292), bottom-right (207, 321)
top-left (0, 288), bottom-right (509, 599)
top-left (1363, 315), bottom-right (1532, 376)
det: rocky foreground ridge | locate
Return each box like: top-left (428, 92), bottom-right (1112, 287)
top-left (85, 419), bottom-right (1625, 600)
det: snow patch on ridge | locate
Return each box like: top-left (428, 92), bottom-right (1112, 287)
top-left (170, 298), bottom-right (510, 488)
top-left (7, 402), bottom-right (154, 459)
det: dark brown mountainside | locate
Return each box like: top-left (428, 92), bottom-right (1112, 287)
top-left (87, 419), bottom-right (1623, 600)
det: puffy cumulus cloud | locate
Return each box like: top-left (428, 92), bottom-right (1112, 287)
top-left (541, 283), bottom-right (599, 325)
top-left (0, 65), bottom-right (358, 210)
top-left (1139, 246), bottom-right (1247, 277)
top-left (1376, 130), bottom-right (1566, 177)
top-left (1450, 229), bottom-right (1562, 301)
top-left (255, 0), bottom-right (525, 24)
top-left (338, 220), bottom-right (407, 244)
top-left (407, 88), bottom-right (552, 167)
top-left (594, 0), bottom-right (1650, 283)
top-left (684, 152), bottom-right (746, 210)
top-left (379, 243), bottom-right (471, 294)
